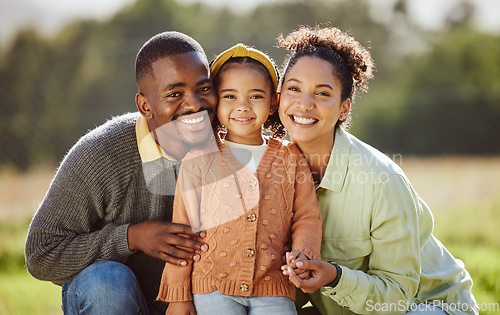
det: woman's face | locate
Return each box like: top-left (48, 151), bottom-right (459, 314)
top-left (279, 56), bottom-right (350, 148)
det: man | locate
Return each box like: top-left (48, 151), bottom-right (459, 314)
top-left (25, 31), bottom-right (217, 314)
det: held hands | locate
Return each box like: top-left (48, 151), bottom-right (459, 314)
top-left (281, 250), bottom-right (311, 280)
top-left (166, 301), bottom-right (196, 315)
top-left (128, 220), bottom-right (208, 266)
top-left (282, 257), bottom-right (338, 293)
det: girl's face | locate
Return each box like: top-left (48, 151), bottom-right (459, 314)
top-left (216, 64), bottom-right (276, 145)
top-left (279, 56), bottom-right (350, 148)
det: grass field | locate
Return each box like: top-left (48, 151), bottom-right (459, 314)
top-left (1, 157), bottom-right (499, 314)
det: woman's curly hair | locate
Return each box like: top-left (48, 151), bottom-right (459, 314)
top-left (278, 25), bottom-right (375, 130)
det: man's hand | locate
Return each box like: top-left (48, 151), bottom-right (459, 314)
top-left (282, 259), bottom-right (337, 293)
top-left (166, 301), bottom-right (196, 315)
top-left (128, 220), bottom-right (208, 266)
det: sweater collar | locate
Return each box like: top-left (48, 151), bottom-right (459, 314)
top-left (135, 115), bottom-right (177, 163)
top-left (317, 128), bottom-right (351, 192)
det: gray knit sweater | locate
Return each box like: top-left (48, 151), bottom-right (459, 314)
top-left (25, 112), bottom-right (180, 305)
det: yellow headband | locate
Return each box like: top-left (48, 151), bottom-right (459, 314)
top-left (210, 43), bottom-right (278, 90)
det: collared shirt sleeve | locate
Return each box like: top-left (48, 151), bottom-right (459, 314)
top-left (321, 174), bottom-right (421, 314)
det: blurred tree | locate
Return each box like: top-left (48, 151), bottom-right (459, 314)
top-left (363, 25), bottom-right (500, 155)
top-left (0, 0), bottom-right (498, 169)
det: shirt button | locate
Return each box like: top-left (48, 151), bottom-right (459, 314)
top-left (247, 213), bottom-right (256, 222)
top-left (240, 283), bottom-right (249, 292)
top-left (249, 179), bottom-right (257, 187)
top-left (245, 249), bottom-right (255, 257)
top-left (234, 193), bottom-right (241, 199)
top-left (223, 182), bottom-right (230, 188)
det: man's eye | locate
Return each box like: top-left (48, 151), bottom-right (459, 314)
top-left (199, 86), bottom-right (211, 93)
top-left (165, 92), bottom-right (181, 98)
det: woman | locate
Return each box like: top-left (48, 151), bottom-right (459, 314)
top-left (278, 26), bottom-right (478, 315)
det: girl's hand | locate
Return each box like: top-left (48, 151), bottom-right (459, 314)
top-left (283, 259), bottom-right (338, 293)
top-left (283, 250), bottom-right (310, 279)
top-left (166, 301), bottom-right (196, 315)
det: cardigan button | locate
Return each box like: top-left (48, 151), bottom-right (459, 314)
top-left (223, 182), bottom-right (230, 188)
top-left (240, 283), bottom-right (249, 292)
top-left (262, 219), bottom-right (269, 226)
top-left (231, 239), bottom-right (238, 245)
top-left (270, 208), bottom-right (277, 215)
top-left (266, 173), bottom-right (272, 178)
top-left (249, 179), bottom-right (257, 187)
top-left (264, 276), bottom-right (271, 281)
top-left (247, 213), bottom-right (256, 222)
top-left (264, 194), bottom-right (271, 200)
top-left (219, 272), bottom-right (228, 278)
top-left (269, 233), bottom-right (276, 239)
top-left (220, 251), bottom-right (228, 257)
top-left (245, 249), bottom-right (255, 257)
top-left (234, 193), bottom-right (242, 199)
top-left (260, 243), bottom-right (268, 250)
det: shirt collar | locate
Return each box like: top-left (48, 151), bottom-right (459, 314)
top-left (318, 128), bottom-right (351, 192)
top-left (135, 115), bottom-right (177, 163)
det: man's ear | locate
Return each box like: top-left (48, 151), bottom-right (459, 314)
top-left (270, 93), bottom-right (280, 115)
top-left (136, 93), bottom-right (153, 119)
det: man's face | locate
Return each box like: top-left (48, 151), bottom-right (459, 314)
top-left (136, 51), bottom-right (217, 155)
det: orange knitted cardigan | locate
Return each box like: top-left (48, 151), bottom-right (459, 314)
top-left (157, 138), bottom-right (322, 302)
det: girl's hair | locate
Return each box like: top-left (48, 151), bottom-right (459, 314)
top-left (210, 45), bottom-right (285, 139)
top-left (278, 25), bottom-right (375, 131)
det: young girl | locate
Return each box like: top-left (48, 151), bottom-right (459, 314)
top-left (156, 43), bottom-right (323, 315)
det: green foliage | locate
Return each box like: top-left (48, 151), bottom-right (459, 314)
top-left (362, 26), bottom-right (500, 155)
top-left (0, 0), bottom-right (499, 169)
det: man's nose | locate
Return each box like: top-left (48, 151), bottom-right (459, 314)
top-left (181, 93), bottom-right (203, 112)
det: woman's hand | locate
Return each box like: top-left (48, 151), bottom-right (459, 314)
top-left (282, 250), bottom-right (310, 280)
top-left (283, 259), bottom-right (338, 293)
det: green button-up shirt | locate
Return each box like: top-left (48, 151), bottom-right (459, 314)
top-left (304, 129), bottom-right (477, 315)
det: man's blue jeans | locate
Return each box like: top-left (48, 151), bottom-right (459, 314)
top-left (62, 260), bottom-right (162, 314)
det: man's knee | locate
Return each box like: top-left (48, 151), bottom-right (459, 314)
top-left (63, 261), bottom-right (145, 313)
